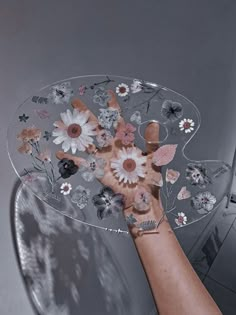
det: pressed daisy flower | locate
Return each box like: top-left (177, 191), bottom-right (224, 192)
top-left (134, 187), bottom-right (151, 211)
top-left (111, 147), bottom-right (146, 184)
top-left (175, 212), bottom-right (187, 226)
top-left (18, 142), bottom-right (33, 154)
top-left (166, 169), bottom-right (180, 184)
top-left (38, 148), bottom-right (51, 162)
top-left (116, 83), bottom-right (129, 97)
top-left (52, 109), bottom-right (97, 153)
top-left (17, 127), bottom-right (42, 143)
top-left (130, 79), bottom-right (142, 94)
top-left (93, 87), bottom-right (111, 106)
top-left (179, 118), bottom-right (195, 133)
top-left (116, 123), bottom-right (136, 145)
top-left (92, 186), bottom-right (125, 220)
top-left (71, 185), bottom-right (90, 209)
top-left (98, 108), bottom-right (119, 129)
top-left (191, 191), bottom-right (216, 213)
top-left (161, 100), bottom-right (183, 122)
top-left (96, 129), bottom-right (113, 148)
top-left (79, 155), bottom-right (106, 182)
top-left (60, 182), bottom-right (72, 195)
top-left (49, 81), bottom-right (73, 104)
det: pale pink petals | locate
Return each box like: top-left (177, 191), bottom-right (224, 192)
top-left (116, 123), bottom-right (136, 145)
top-left (34, 109), bottom-right (50, 119)
top-left (79, 85), bottom-right (86, 96)
top-left (134, 187), bottom-right (151, 211)
top-left (166, 169), bottom-right (180, 184)
top-left (152, 144), bottom-right (178, 166)
top-left (177, 186), bottom-right (191, 200)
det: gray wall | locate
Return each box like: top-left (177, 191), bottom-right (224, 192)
top-left (1, 1), bottom-right (236, 314)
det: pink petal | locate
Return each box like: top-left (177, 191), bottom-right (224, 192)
top-left (177, 186), bottom-right (191, 200)
top-left (152, 144), bottom-right (178, 166)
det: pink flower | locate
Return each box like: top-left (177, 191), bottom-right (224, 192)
top-left (166, 169), bottom-right (180, 184)
top-left (134, 187), bottom-right (151, 211)
top-left (79, 85), bottom-right (86, 96)
top-left (116, 123), bottom-right (136, 145)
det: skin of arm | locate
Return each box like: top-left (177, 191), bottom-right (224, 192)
top-left (131, 199), bottom-right (222, 315)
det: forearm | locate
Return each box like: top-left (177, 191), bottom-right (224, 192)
top-left (133, 219), bottom-right (222, 315)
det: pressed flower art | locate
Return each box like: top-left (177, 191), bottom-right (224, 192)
top-left (191, 191), bottom-right (216, 213)
top-left (52, 109), bottom-right (97, 153)
top-left (49, 81), bottom-right (73, 104)
top-left (12, 75), bottom-right (228, 233)
top-left (161, 100), bottom-right (183, 122)
top-left (115, 123), bottom-right (136, 145)
top-left (79, 155), bottom-right (106, 182)
top-left (111, 147), bottom-right (146, 184)
top-left (116, 83), bottom-right (129, 97)
top-left (96, 129), bottom-right (113, 147)
top-left (92, 186), bottom-right (125, 219)
top-left (179, 118), bottom-right (195, 133)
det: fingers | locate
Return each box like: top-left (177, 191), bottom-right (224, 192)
top-left (56, 150), bottom-right (85, 167)
top-left (144, 122), bottom-right (160, 154)
top-left (107, 90), bottom-right (125, 128)
top-left (72, 98), bottom-right (99, 128)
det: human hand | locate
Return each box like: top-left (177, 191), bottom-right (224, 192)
top-left (55, 91), bottom-right (166, 234)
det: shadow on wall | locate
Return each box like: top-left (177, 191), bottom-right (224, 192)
top-left (10, 180), bottom-right (157, 315)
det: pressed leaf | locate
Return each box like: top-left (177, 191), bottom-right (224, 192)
top-left (152, 144), bottom-right (178, 166)
top-left (138, 220), bottom-right (157, 231)
top-left (177, 186), bottom-right (191, 200)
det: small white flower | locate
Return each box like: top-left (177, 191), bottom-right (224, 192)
top-left (60, 182), bottom-right (72, 195)
top-left (175, 212), bottom-right (187, 226)
top-left (130, 111), bottom-right (142, 125)
top-left (130, 79), bottom-right (142, 93)
top-left (116, 83), bottom-right (130, 97)
top-left (179, 118), bottom-right (195, 133)
top-left (52, 109), bottom-right (97, 153)
top-left (49, 81), bottom-right (73, 104)
top-left (111, 147), bottom-right (146, 184)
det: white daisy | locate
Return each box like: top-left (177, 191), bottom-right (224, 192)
top-left (116, 83), bottom-right (130, 97)
top-left (60, 182), bottom-right (72, 195)
top-left (52, 109), bottom-right (97, 154)
top-left (111, 147), bottom-right (146, 184)
top-left (179, 118), bottom-right (195, 133)
top-left (175, 212), bottom-right (187, 226)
